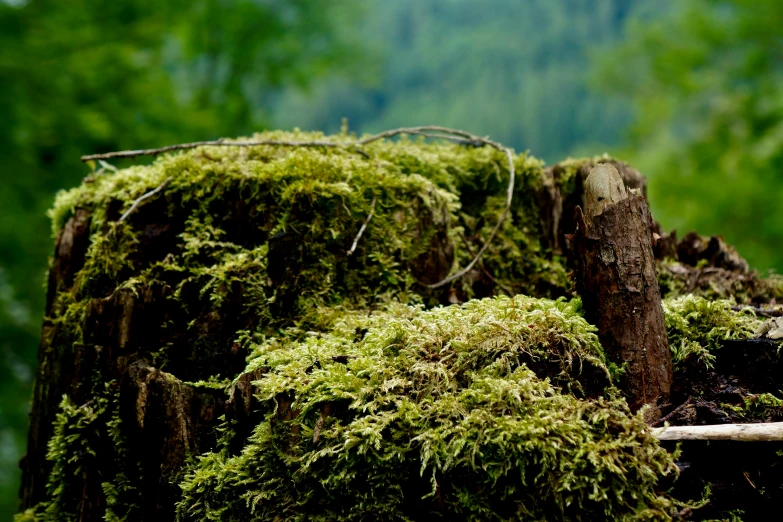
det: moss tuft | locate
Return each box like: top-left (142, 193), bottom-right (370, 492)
top-left (662, 295), bottom-right (761, 369)
top-left (177, 296), bottom-right (676, 521)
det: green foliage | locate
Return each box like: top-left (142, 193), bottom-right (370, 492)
top-left (177, 295), bottom-right (676, 521)
top-left (272, 0), bottom-right (639, 163)
top-left (0, 1), bottom-right (363, 513)
top-left (722, 393), bottom-right (783, 423)
top-left (594, 0), bottom-right (783, 274)
top-left (661, 295), bottom-right (761, 369)
top-left (16, 389), bottom-right (142, 522)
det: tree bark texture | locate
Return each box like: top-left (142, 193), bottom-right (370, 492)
top-left (573, 193), bottom-right (673, 416)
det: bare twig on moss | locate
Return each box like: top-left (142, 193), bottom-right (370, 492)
top-left (730, 305), bottom-right (783, 317)
top-left (347, 196), bottom-right (377, 256)
top-left (118, 177), bottom-right (171, 224)
top-left (81, 139), bottom-right (343, 162)
top-left (457, 232), bottom-right (515, 296)
top-left (83, 125), bottom-right (516, 290)
top-left (358, 126), bottom-right (515, 290)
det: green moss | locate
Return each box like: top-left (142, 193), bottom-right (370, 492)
top-left (662, 295), bottom-right (761, 369)
top-left (177, 295), bottom-right (676, 521)
top-left (721, 393), bottom-right (783, 423)
top-left (33, 396), bottom-right (103, 521)
top-left (37, 132), bottom-right (775, 519)
top-left (20, 387), bottom-right (142, 522)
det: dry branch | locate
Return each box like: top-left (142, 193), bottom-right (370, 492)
top-left (650, 397), bottom-right (692, 428)
top-left (457, 232), bottom-right (515, 296)
top-left (652, 422), bottom-right (783, 441)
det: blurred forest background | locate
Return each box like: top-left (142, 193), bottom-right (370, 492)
top-left (1, 0), bottom-right (781, 515)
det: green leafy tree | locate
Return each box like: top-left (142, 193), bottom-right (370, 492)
top-left (272, 0), bottom-right (641, 162)
top-left (593, 0), bottom-right (783, 272)
top-left (0, 0), bottom-right (362, 516)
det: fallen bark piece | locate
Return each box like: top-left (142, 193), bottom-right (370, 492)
top-left (652, 422), bottom-right (783, 441)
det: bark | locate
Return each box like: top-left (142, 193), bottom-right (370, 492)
top-left (573, 191), bottom-right (673, 417)
top-left (19, 209), bottom-right (259, 519)
top-left (21, 209), bottom-right (92, 507)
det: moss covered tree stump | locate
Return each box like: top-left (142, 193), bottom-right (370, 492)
top-left (18, 132), bottom-right (783, 521)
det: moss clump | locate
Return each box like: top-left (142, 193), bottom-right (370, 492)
top-left (721, 393), bottom-right (783, 422)
top-left (16, 391), bottom-right (140, 522)
top-left (662, 295), bottom-right (761, 369)
top-left (176, 296), bottom-right (676, 521)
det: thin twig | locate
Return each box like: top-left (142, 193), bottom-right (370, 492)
top-left (357, 125), bottom-right (478, 145)
top-left (357, 126), bottom-right (515, 289)
top-left (651, 397), bottom-right (692, 427)
top-left (730, 305), bottom-right (783, 317)
top-left (117, 177), bottom-right (171, 223)
top-left (428, 148), bottom-right (514, 289)
top-left (652, 421), bottom-right (783, 441)
top-left (347, 196), bottom-right (377, 256)
top-left (458, 232), bottom-right (515, 296)
top-left (81, 139), bottom-right (341, 162)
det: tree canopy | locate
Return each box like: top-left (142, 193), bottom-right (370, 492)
top-left (593, 0), bottom-right (783, 273)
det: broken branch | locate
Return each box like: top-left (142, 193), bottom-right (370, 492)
top-left (651, 397), bottom-right (692, 427)
top-left (652, 421), bottom-right (783, 441)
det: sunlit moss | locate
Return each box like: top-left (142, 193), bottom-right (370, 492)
top-left (177, 295), bottom-right (677, 521)
top-left (662, 295), bottom-right (761, 369)
top-left (27, 132), bottom-right (775, 520)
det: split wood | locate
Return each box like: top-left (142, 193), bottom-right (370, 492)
top-left (652, 421), bottom-right (783, 441)
top-left (82, 126), bottom-right (515, 290)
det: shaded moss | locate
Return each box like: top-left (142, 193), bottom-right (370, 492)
top-left (721, 393), bottom-right (783, 423)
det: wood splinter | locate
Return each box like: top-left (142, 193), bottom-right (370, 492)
top-left (573, 163), bottom-right (673, 422)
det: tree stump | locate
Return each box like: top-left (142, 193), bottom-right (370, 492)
top-left (572, 164), bottom-right (673, 419)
